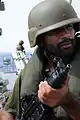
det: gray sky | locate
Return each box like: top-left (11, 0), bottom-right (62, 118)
top-left (0, 0), bottom-right (80, 52)
top-left (0, 0), bottom-right (39, 52)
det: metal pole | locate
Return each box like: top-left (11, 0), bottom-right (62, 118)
top-left (0, 1), bottom-right (5, 11)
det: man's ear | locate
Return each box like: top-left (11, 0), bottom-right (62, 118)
top-left (36, 34), bottom-right (45, 48)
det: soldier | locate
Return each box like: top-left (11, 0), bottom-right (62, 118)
top-left (0, 0), bottom-right (80, 120)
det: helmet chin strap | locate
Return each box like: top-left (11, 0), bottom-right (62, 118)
top-left (44, 48), bottom-right (56, 64)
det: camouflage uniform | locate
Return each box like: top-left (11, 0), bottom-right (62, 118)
top-left (5, 46), bottom-right (80, 119)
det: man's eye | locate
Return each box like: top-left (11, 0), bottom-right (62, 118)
top-left (66, 24), bottom-right (73, 29)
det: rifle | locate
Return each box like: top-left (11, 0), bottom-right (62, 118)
top-left (20, 57), bottom-right (71, 120)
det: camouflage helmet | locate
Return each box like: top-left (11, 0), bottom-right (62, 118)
top-left (28, 0), bottom-right (80, 47)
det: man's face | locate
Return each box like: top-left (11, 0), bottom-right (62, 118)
top-left (44, 24), bottom-right (76, 57)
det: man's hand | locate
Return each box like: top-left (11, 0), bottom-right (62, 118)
top-left (0, 111), bottom-right (14, 120)
top-left (38, 76), bottom-right (69, 107)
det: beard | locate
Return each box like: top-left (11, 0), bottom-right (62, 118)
top-left (45, 38), bottom-right (76, 58)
